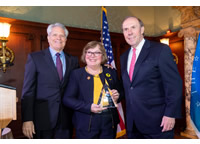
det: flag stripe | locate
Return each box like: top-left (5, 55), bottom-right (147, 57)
top-left (117, 109), bottom-right (126, 130)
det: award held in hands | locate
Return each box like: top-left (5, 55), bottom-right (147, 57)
top-left (98, 83), bottom-right (117, 108)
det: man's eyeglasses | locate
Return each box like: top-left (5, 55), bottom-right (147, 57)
top-left (86, 51), bottom-right (102, 57)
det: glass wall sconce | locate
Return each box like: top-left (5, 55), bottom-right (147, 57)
top-left (0, 22), bottom-right (14, 73)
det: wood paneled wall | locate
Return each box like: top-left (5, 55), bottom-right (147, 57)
top-left (0, 17), bottom-right (185, 138)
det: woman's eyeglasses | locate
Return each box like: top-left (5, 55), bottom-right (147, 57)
top-left (86, 51), bottom-right (102, 57)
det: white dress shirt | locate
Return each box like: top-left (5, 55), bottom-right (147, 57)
top-left (127, 39), bottom-right (145, 74)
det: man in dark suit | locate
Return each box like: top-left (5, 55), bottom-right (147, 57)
top-left (120, 16), bottom-right (182, 139)
top-left (21, 23), bottom-right (79, 139)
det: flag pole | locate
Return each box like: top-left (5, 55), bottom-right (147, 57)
top-left (101, 6), bottom-right (103, 43)
top-left (101, 6), bottom-right (107, 43)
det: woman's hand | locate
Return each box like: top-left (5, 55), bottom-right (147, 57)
top-left (91, 104), bottom-right (107, 113)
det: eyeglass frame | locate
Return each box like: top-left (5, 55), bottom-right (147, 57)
top-left (81, 41), bottom-right (108, 64)
top-left (85, 51), bottom-right (102, 57)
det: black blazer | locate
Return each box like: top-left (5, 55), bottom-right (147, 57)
top-left (21, 48), bottom-right (79, 130)
top-left (63, 66), bottom-right (121, 130)
top-left (120, 39), bottom-right (182, 134)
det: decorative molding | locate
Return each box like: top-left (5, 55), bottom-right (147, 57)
top-left (174, 6), bottom-right (200, 29)
top-left (193, 6), bottom-right (200, 19)
top-left (11, 32), bottom-right (35, 40)
top-left (41, 35), bottom-right (47, 41)
top-left (178, 27), bottom-right (197, 38)
top-left (181, 19), bottom-right (200, 29)
top-left (174, 6), bottom-right (198, 25)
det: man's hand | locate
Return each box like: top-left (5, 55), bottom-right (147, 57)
top-left (160, 116), bottom-right (175, 132)
top-left (91, 104), bottom-right (107, 113)
top-left (104, 64), bottom-right (114, 69)
top-left (111, 89), bottom-right (119, 105)
top-left (22, 121), bottom-right (35, 139)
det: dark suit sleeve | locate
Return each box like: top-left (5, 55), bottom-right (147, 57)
top-left (117, 75), bottom-right (125, 103)
top-left (21, 54), bottom-right (36, 122)
top-left (113, 69), bottom-right (124, 103)
top-left (63, 70), bottom-right (92, 114)
top-left (159, 45), bottom-right (182, 118)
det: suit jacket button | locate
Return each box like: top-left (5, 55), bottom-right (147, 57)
top-left (130, 87), bottom-right (133, 89)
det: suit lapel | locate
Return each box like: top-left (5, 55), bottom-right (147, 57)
top-left (62, 53), bottom-right (70, 86)
top-left (131, 40), bottom-right (151, 83)
top-left (43, 48), bottom-right (60, 82)
top-left (121, 48), bottom-right (131, 84)
top-left (82, 68), bottom-right (95, 103)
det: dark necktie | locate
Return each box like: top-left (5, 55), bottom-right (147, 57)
top-left (56, 53), bottom-right (63, 81)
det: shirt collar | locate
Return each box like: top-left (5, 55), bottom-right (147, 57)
top-left (49, 47), bottom-right (64, 57)
top-left (131, 38), bottom-right (145, 51)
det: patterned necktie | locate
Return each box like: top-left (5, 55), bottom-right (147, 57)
top-left (129, 48), bottom-right (136, 81)
top-left (56, 53), bottom-right (63, 81)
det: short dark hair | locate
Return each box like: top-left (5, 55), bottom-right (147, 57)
top-left (81, 41), bottom-right (108, 64)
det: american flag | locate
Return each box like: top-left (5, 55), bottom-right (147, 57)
top-left (191, 33), bottom-right (200, 138)
top-left (101, 6), bottom-right (126, 138)
top-left (101, 9), bottom-right (116, 67)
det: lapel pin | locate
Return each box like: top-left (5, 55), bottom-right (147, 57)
top-left (87, 76), bottom-right (91, 80)
top-left (106, 73), bottom-right (111, 77)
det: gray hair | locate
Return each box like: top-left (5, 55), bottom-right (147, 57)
top-left (47, 23), bottom-right (69, 38)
